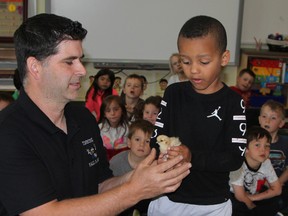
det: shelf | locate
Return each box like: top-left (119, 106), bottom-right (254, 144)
top-left (241, 49), bottom-right (288, 58)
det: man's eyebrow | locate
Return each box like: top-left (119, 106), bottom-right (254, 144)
top-left (63, 54), bottom-right (85, 61)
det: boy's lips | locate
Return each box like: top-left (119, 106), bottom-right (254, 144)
top-left (192, 79), bottom-right (202, 84)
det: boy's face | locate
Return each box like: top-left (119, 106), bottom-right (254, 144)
top-left (123, 78), bottom-right (143, 99)
top-left (236, 73), bottom-right (254, 92)
top-left (246, 136), bottom-right (270, 165)
top-left (171, 55), bottom-right (182, 74)
top-left (159, 81), bottom-right (167, 90)
top-left (259, 106), bottom-right (285, 135)
top-left (128, 129), bottom-right (151, 159)
top-left (178, 34), bottom-right (230, 94)
top-left (143, 104), bottom-right (159, 125)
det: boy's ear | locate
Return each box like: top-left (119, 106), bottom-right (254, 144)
top-left (221, 50), bottom-right (230, 66)
top-left (279, 119), bottom-right (286, 129)
top-left (127, 138), bottom-right (132, 148)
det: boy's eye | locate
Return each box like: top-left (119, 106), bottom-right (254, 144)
top-left (200, 61), bottom-right (209, 65)
top-left (181, 58), bottom-right (190, 65)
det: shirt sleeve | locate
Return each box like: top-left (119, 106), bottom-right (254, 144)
top-left (264, 159), bottom-right (279, 183)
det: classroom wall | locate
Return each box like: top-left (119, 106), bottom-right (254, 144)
top-left (33, 0), bottom-right (288, 101)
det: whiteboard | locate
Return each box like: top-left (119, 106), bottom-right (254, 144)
top-left (49, 0), bottom-right (243, 67)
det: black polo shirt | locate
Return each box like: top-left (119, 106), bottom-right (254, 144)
top-left (0, 90), bottom-right (113, 216)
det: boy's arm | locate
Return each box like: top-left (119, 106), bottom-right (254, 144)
top-left (232, 185), bottom-right (256, 209)
top-left (278, 169), bottom-right (288, 186)
top-left (247, 179), bottom-right (282, 201)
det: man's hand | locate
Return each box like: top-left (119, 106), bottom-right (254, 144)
top-left (129, 148), bottom-right (191, 200)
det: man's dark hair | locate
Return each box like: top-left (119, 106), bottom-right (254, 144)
top-left (14, 13), bottom-right (87, 83)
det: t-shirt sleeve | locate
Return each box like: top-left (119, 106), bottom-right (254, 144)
top-left (264, 159), bottom-right (279, 183)
top-left (229, 165), bottom-right (245, 187)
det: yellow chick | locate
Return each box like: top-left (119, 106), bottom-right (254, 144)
top-left (156, 135), bottom-right (182, 154)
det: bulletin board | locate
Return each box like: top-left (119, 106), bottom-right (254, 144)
top-left (0, 0), bottom-right (27, 43)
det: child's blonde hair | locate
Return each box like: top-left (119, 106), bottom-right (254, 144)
top-left (260, 100), bottom-right (286, 120)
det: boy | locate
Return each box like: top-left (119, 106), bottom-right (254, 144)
top-left (0, 13), bottom-right (191, 216)
top-left (230, 68), bottom-right (255, 108)
top-left (110, 119), bottom-right (154, 176)
top-left (110, 119), bottom-right (155, 215)
top-left (121, 74), bottom-right (144, 122)
top-left (258, 100), bottom-right (288, 212)
top-left (148, 15), bottom-right (246, 216)
top-left (230, 126), bottom-right (281, 216)
top-left (157, 78), bottom-right (168, 97)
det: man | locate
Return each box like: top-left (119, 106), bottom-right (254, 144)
top-left (0, 13), bottom-right (191, 216)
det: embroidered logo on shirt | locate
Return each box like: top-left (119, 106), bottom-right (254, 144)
top-left (82, 138), bottom-right (99, 167)
top-left (207, 106), bottom-right (222, 121)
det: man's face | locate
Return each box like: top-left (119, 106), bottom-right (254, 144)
top-left (37, 40), bottom-right (86, 103)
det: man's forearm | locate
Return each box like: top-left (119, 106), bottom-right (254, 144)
top-left (21, 181), bottom-right (140, 216)
top-left (99, 171), bottom-right (132, 193)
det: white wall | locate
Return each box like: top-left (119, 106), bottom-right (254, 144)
top-left (241, 0), bottom-right (288, 46)
top-left (37, 0), bottom-right (285, 100)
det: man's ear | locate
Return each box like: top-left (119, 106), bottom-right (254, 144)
top-left (26, 56), bottom-right (41, 80)
top-left (221, 50), bottom-right (230, 67)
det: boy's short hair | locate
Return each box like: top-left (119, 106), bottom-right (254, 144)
top-left (177, 15), bottom-right (227, 54)
top-left (159, 78), bottom-right (168, 84)
top-left (128, 119), bottom-right (154, 139)
top-left (123, 74), bottom-right (144, 90)
top-left (238, 68), bottom-right (255, 79)
top-left (261, 100), bottom-right (286, 120)
top-left (246, 126), bottom-right (272, 148)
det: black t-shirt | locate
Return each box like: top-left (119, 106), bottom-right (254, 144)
top-left (151, 82), bottom-right (247, 205)
top-left (0, 90), bottom-right (113, 215)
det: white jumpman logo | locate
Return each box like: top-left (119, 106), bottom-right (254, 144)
top-left (207, 106), bottom-right (222, 121)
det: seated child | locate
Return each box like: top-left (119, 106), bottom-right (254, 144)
top-left (85, 68), bottom-right (118, 121)
top-left (98, 95), bottom-right (129, 160)
top-left (229, 126), bottom-right (282, 216)
top-left (134, 95), bottom-right (162, 125)
top-left (258, 100), bottom-right (288, 212)
top-left (230, 68), bottom-right (255, 108)
top-left (109, 119), bottom-right (154, 215)
top-left (157, 78), bottom-right (168, 97)
top-left (121, 74), bottom-right (144, 122)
